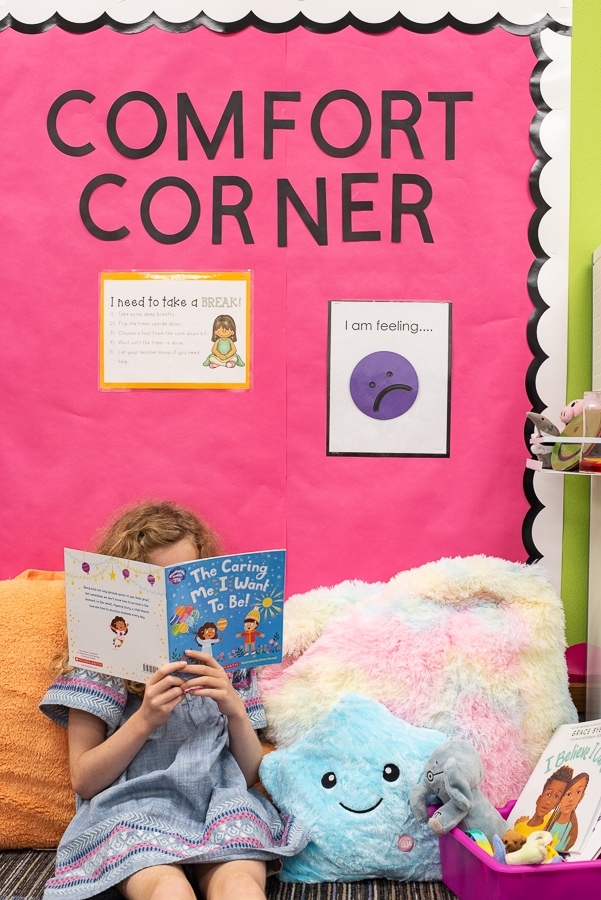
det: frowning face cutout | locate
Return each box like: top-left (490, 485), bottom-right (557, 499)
top-left (350, 351), bottom-right (419, 420)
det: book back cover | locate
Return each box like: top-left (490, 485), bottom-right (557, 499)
top-left (65, 548), bottom-right (169, 682)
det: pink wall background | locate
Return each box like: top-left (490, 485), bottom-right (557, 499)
top-left (0, 25), bottom-right (533, 594)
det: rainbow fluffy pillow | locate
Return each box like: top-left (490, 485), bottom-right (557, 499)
top-left (259, 555), bottom-right (578, 808)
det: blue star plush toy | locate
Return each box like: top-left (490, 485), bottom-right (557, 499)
top-left (259, 694), bottom-right (448, 882)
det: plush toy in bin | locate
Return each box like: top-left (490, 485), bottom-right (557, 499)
top-left (409, 738), bottom-right (509, 845)
top-left (259, 694), bottom-right (449, 882)
top-left (492, 830), bottom-right (556, 865)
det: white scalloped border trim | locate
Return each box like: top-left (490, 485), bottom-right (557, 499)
top-left (0, 1), bottom-right (571, 589)
top-left (0, 1), bottom-right (572, 27)
top-left (529, 26), bottom-right (570, 591)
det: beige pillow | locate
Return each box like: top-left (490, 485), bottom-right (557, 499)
top-left (0, 570), bottom-right (73, 848)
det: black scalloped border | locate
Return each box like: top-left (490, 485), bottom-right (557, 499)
top-left (524, 30), bottom-right (566, 563)
top-left (0, 10), bottom-right (571, 37)
top-left (0, 9), bottom-right (569, 564)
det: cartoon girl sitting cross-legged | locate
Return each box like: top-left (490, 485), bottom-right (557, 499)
top-left (203, 314), bottom-right (245, 368)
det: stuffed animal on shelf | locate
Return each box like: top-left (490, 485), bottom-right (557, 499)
top-left (560, 398), bottom-right (584, 425)
top-left (526, 412), bottom-right (562, 468)
top-left (409, 739), bottom-right (508, 845)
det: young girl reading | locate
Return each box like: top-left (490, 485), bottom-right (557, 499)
top-left (40, 501), bottom-right (307, 900)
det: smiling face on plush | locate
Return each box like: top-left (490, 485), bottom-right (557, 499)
top-left (259, 694), bottom-right (447, 882)
top-left (316, 757), bottom-right (404, 823)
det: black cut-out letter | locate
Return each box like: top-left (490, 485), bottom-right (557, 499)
top-left (178, 91), bottom-right (244, 161)
top-left (264, 92), bottom-right (301, 159)
top-left (79, 174), bottom-right (129, 241)
top-left (107, 91), bottom-right (167, 160)
top-left (391, 174), bottom-right (433, 243)
top-left (212, 177), bottom-right (254, 244)
top-left (381, 91), bottom-right (423, 159)
top-left (140, 177), bottom-right (200, 245)
top-left (311, 90), bottom-right (371, 158)
top-left (47, 90), bottom-right (95, 157)
top-left (428, 92), bottom-right (473, 160)
top-left (342, 173), bottom-right (380, 243)
top-left (277, 178), bottom-right (327, 247)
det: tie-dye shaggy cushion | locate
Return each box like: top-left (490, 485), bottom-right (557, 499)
top-left (259, 555), bottom-right (577, 808)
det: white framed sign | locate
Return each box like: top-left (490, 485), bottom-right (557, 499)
top-left (327, 300), bottom-right (451, 456)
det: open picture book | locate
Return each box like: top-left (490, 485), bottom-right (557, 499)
top-left (65, 547), bottom-right (285, 682)
top-left (507, 718), bottom-right (601, 860)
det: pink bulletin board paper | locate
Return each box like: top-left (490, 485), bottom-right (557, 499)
top-left (0, 24), bottom-right (533, 595)
top-left (283, 26), bottom-right (533, 588)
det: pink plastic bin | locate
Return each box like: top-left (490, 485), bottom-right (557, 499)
top-left (438, 802), bottom-right (601, 900)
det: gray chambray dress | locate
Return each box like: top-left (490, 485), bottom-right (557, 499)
top-left (39, 668), bottom-right (308, 899)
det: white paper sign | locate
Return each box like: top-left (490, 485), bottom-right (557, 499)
top-left (327, 300), bottom-right (451, 456)
top-left (100, 271), bottom-right (251, 389)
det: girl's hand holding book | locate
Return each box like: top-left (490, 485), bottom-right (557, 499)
top-left (182, 650), bottom-right (263, 785)
top-left (181, 650), bottom-right (245, 719)
top-left (138, 660), bottom-right (188, 731)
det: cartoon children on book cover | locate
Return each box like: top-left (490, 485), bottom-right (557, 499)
top-left (164, 550), bottom-right (283, 670)
top-left (65, 548), bottom-right (285, 682)
top-left (508, 720), bottom-right (601, 858)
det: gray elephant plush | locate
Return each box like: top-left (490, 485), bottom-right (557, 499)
top-left (409, 738), bottom-right (507, 843)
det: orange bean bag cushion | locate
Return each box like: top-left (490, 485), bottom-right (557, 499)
top-left (0, 570), bottom-right (73, 848)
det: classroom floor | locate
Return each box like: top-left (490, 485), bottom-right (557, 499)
top-left (0, 850), bottom-right (458, 900)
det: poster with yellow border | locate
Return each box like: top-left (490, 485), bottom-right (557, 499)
top-left (100, 271), bottom-right (251, 389)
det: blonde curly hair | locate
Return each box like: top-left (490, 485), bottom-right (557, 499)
top-left (51, 500), bottom-right (222, 697)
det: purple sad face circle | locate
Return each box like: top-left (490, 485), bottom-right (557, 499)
top-left (350, 351), bottom-right (419, 420)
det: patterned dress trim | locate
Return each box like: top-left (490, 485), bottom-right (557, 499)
top-left (45, 808), bottom-right (302, 894)
top-left (40, 670), bottom-right (127, 729)
top-left (41, 667), bottom-right (266, 729)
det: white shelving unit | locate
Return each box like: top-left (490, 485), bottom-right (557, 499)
top-left (587, 247), bottom-right (601, 718)
top-left (530, 247), bottom-right (601, 718)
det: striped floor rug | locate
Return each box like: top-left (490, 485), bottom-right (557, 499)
top-left (0, 850), bottom-right (459, 900)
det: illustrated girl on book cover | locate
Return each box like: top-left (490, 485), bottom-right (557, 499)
top-left (195, 621), bottom-right (222, 656)
top-left (546, 772), bottom-right (590, 852)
